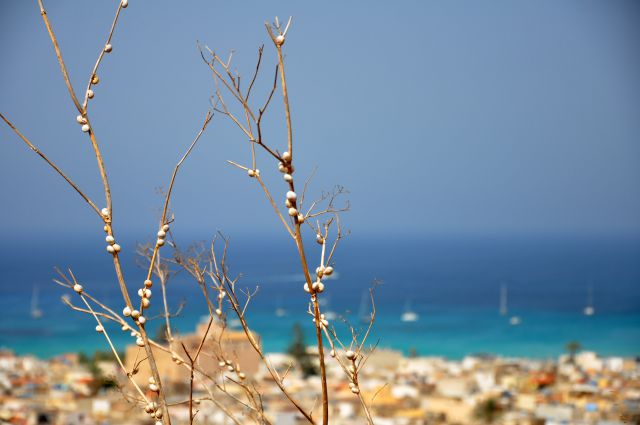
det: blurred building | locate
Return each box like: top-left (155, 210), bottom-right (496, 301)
top-left (124, 318), bottom-right (260, 386)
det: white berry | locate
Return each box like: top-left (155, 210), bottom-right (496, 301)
top-left (81, 124), bottom-right (90, 133)
top-left (73, 284), bottom-right (83, 294)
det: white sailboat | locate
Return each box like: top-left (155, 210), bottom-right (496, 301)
top-left (275, 296), bottom-right (287, 317)
top-left (499, 284), bottom-right (508, 316)
top-left (31, 285), bottom-right (43, 319)
top-left (501, 284), bottom-right (521, 325)
top-left (583, 285), bottom-right (595, 316)
top-left (401, 300), bottom-right (419, 322)
top-left (358, 291), bottom-right (371, 324)
top-left (323, 295), bottom-right (338, 321)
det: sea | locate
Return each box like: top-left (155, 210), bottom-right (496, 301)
top-left (1, 234), bottom-right (639, 360)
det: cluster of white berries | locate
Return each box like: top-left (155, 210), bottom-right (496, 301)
top-left (156, 224), bottom-right (169, 248)
top-left (148, 376), bottom-right (159, 393)
top-left (218, 359), bottom-right (246, 380)
top-left (76, 114), bottom-right (90, 133)
top-left (284, 190), bottom-right (305, 223)
top-left (123, 304), bottom-right (146, 327)
top-left (214, 289), bottom-right (226, 316)
top-left (278, 151), bottom-right (294, 183)
top-left (143, 400), bottom-right (163, 424)
top-left (138, 278), bottom-right (153, 308)
top-left (105, 233), bottom-right (121, 254)
top-left (311, 313), bottom-right (329, 329)
top-left (349, 381), bottom-right (360, 394)
top-left (345, 350), bottom-right (360, 393)
top-left (303, 264), bottom-right (334, 294)
top-left (247, 168), bottom-right (260, 178)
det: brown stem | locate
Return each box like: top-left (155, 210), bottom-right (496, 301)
top-left (275, 44), bottom-right (293, 158)
top-left (37, 0), bottom-right (83, 113)
top-left (0, 113), bottom-right (101, 217)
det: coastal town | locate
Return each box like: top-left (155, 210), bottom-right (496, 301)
top-left (1, 320), bottom-right (638, 425)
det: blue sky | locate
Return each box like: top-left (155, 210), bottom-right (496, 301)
top-left (1, 0), bottom-right (639, 241)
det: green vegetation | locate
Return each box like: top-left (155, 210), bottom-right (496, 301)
top-left (79, 350), bottom-right (121, 393)
top-left (473, 398), bottom-right (502, 424)
top-left (287, 323), bottom-right (318, 378)
top-left (565, 341), bottom-right (582, 364)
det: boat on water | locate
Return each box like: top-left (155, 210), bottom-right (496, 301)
top-left (31, 285), bottom-right (43, 319)
top-left (401, 300), bottom-right (419, 322)
top-left (583, 285), bottom-right (595, 316)
top-left (501, 284), bottom-right (521, 325)
top-left (358, 291), bottom-right (371, 324)
top-left (275, 296), bottom-right (287, 317)
top-left (322, 295), bottom-right (338, 321)
top-left (499, 284), bottom-right (508, 316)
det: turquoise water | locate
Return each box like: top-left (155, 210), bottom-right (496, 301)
top-left (1, 235), bottom-right (639, 359)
